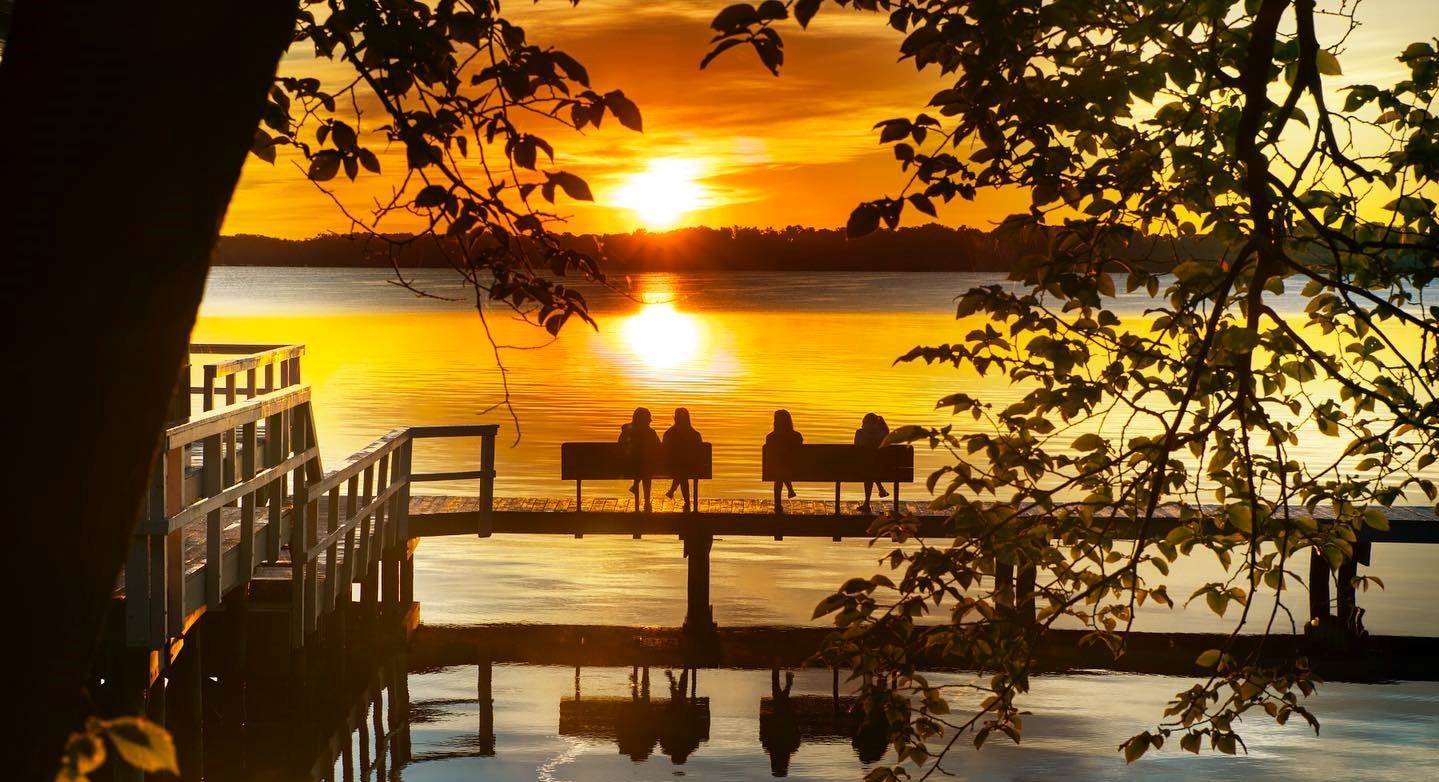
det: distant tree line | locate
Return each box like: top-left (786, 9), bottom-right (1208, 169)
top-left (216, 224), bottom-right (1219, 273)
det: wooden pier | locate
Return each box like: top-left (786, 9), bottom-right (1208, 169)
top-left (111, 342), bottom-right (1439, 706)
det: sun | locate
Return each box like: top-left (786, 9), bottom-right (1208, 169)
top-left (622, 301), bottom-right (703, 369)
top-left (614, 159), bottom-right (705, 229)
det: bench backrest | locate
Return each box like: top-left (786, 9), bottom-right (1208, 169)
top-left (561, 442), bottom-right (714, 481)
top-left (762, 444), bottom-right (913, 483)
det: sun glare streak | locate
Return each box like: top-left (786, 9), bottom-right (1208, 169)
top-left (614, 159), bottom-right (706, 229)
top-left (622, 301), bottom-right (704, 369)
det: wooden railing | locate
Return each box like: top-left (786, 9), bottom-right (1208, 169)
top-left (125, 381), bottom-right (498, 656)
top-left (186, 342), bottom-right (306, 411)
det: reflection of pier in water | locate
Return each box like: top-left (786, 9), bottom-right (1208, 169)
top-left (558, 666), bottom-right (711, 763)
top-left (759, 669), bottom-right (887, 776)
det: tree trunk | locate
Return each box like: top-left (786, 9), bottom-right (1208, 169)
top-left (0, 2), bottom-right (298, 777)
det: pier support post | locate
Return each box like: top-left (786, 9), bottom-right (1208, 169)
top-left (994, 560), bottom-right (1015, 609)
top-left (381, 547), bottom-right (401, 612)
top-left (1308, 548), bottom-right (1331, 625)
top-left (682, 533), bottom-right (717, 636)
top-left (171, 631), bottom-right (205, 782)
top-left (1016, 564), bottom-right (1037, 625)
top-left (479, 657), bottom-right (495, 756)
top-left (1337, 555), bottom-right (1359, 631)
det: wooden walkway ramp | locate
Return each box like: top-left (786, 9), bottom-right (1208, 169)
top-left (119, 344), bottom-right (499, 688)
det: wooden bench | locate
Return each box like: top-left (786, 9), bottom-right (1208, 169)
top-left (762, 444), bottom-right (914, 514)
top-left (561, 442), bottom-right (714, 510)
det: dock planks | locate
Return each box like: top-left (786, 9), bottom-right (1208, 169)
top-left (407, 494), bottom-right (1439, 542)
top-left (116, 494), bottom-right (1439, 603)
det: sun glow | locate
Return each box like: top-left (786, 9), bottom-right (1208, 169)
top-left (614, 159), bottom-right (706, 229)
top-left (622, 301), bottom-right (703, 369)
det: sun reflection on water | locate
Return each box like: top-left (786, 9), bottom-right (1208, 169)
top-left (621, 300), bottom-right (705, 370)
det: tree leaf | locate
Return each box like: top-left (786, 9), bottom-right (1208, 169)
top-left (103, 717), bottom-right (178, 774)
top-left (1362, 508), bottom-right (1390, 531)
top-left (1195, 649), bottom-right (1222, 668)
top-left (847, 203), bottom-right (881, 238)
top-left (795, 0), bottom-right (822, 27)
top-left (711, 3), bottom-right (759, 32)
top-left (604, 91), bottom-right (643, 132)
top-left (1122, 733), bottom-right (1150, 763)
top-left (306, 151), bottom-right (342, 182)
top-left (1316, 49), bottom-right (1342, 76)
top-left (547, 171), bottom-right (593, 201)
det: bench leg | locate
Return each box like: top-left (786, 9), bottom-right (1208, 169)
top-left (893, 482), bottom-right (900, 513)
top-left (834, 482), bottom-right (841, 515)
top-left (575, 480), bottom-right (582, 512)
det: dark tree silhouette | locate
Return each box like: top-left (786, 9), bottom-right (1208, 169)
top-left (709, 0), bottom-right (1438, 776)
top-left (0, 1), bottom-right (631, 777)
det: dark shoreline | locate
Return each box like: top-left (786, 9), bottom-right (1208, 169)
top-left (409, 623), bottom-right (1439, 683)
top-left (213, 227), bottom-right (1212, 274)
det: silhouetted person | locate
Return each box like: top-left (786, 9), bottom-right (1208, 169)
top-left (854, 413), bottom-right (890, 513)
top-left (619, 407), bottom-right (661, 512)
top-left (663, 407), bottom-right (703, 512)
top-left (766, 409), bottom-right (802, 513)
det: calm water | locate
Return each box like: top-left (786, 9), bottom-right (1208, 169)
top-left (299, 661), bottom-right (1439, 782)
top-left (195, 267), bottom-right (1439, 636)
top-left (192, 268), bottom-right (1438, 781)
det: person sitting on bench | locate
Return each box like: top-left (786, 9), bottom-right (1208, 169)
top-left (663, 407), bottom-right (704, 512)
top-left (854, 412), bottom-right (891, 513)
top-left (619, 407), bottom-right (661, 512)
top-left (766, 409), bottom-right (803, 513)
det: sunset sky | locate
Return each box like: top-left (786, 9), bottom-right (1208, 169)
top-left (221, 0), bottom-right (1437, 238)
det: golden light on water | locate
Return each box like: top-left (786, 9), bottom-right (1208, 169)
top-left (613, 159), bottom-right (706, 229)
top-left (622, 301), bottom-right (704, 369)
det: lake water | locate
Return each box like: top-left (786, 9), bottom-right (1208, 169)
top-left (187, 267), bottom-right (1439, 780)
top-left (194, 267), bottom-right (1439, 637)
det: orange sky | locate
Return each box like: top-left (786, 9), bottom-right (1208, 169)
top-left (221, 0), bottom-right (1437, 238)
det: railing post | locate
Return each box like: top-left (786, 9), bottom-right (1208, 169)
top-left (359, 465), bottom-right (376, 582)
top-left (203, 432), bottom-right (223, 608)
top-left (398, 438), bottom-right (413, 541)
top-left (325, 485), bottom-right (341, 610)
top-left (239, 421), bottom-right (257, 575)
top-left (202, 364), bottom-right (217, 412)
top-left (478, 431), bottom-right (495, 538)
top-left (224, 374), bottom-right (239, 486)
top-left (264, 411), bottom-right (284, 563)
top-left (290, 406), bottom-right (311, 647)
top-left (343, 474), bottom-right (360, 594)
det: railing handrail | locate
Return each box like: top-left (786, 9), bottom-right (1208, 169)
top-left (195, 343), bottom-right (305, 381)
top-left (306, 427), bottom-right (409, 497)
top-left (188, 342), bottom-right (292, 354)
top-left (165, 385), bottom-right (311, 449)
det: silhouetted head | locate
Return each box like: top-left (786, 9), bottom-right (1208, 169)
top-left (862, 412), bottom-right (881, 429)
top-left (674, 407), bottom-right (692, 429)
top-left (773, 409), bottom-right (794, 433)
top-left (632, 407), bottom-right (652, 428)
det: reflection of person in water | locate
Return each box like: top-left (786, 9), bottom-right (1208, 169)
top-left (659, 668), bottom-right (704, 764)
top-left (615, 667), bottom-right (659, 761)
top-left (851, 708), bottom-right (888, 764)
top-left (759, 669), bottom-right (801, 777)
